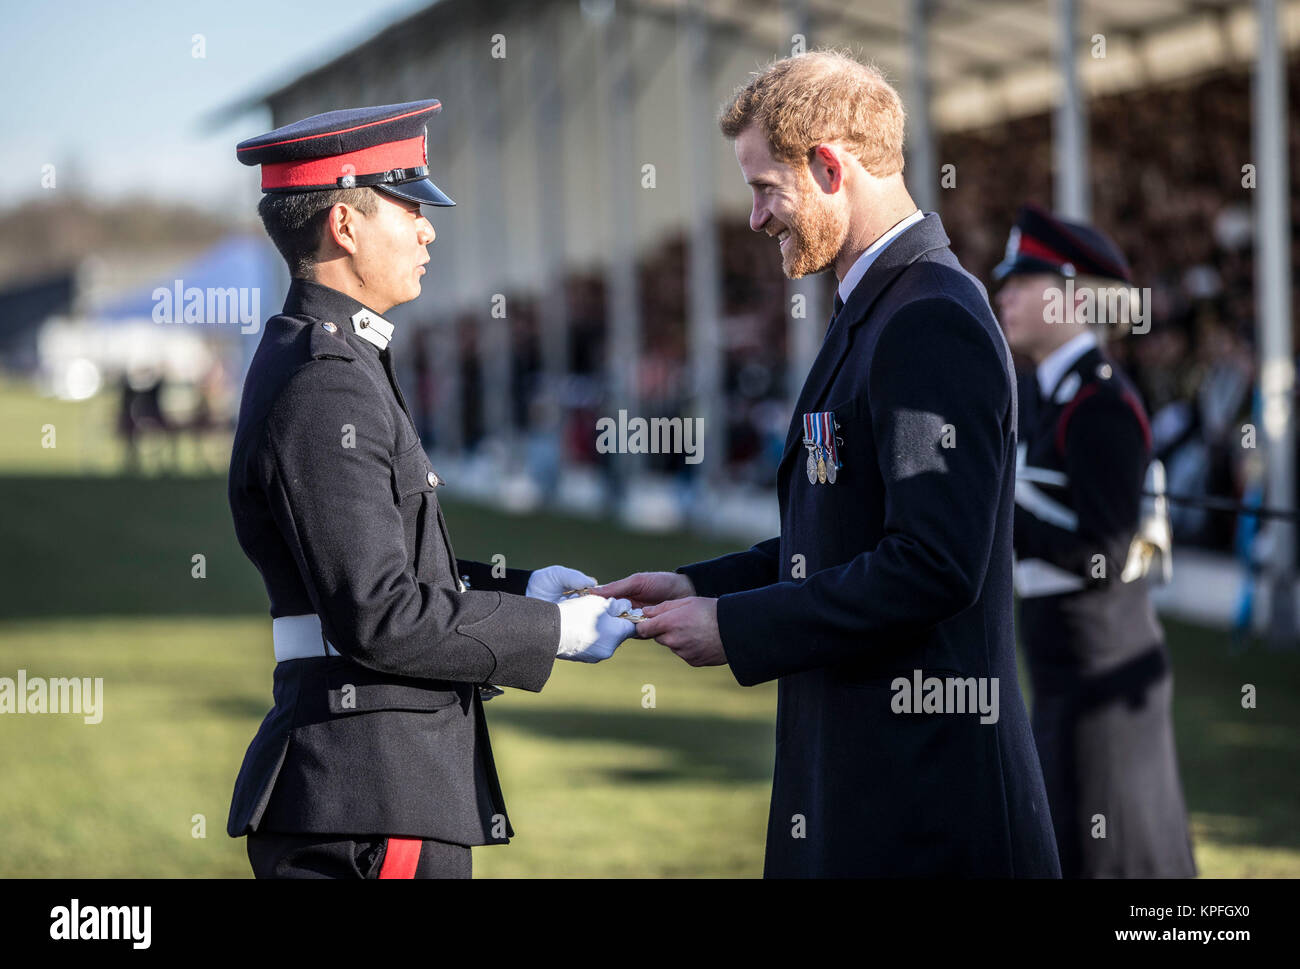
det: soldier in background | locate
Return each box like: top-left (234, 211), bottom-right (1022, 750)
top-left (994, 203), bottom-right (1196, 878)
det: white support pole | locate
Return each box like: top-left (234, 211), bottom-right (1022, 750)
top-left (447, 38), bottom-right (484, 454)
top-left (533, 0), bottom-right (569, 495)
top-left (475, 9), bottom-right (516, 465)
top-left (429, 49), bottom-right (463, 455)
top-left (680, 0), bottom-right (726, 508)
top-left (1053, 0), bottom-right (1090, 219)
top-left (599, 1), bottom-right (642, 512)
top-left (1253, 0), bottom-right (1297, 646)
top-left (782, 0), bottom-right (824, 412)
top-left (907, 0), bottom-right (938, 214)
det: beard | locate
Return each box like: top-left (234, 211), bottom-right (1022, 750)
top-left (780, 176), bottom-right (849, 278)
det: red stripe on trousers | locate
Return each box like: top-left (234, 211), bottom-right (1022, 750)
top-left (378, 837), bottom-right (422, 879)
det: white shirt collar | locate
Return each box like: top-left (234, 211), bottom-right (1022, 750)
top-left (837, 209), bottom-right (925, 305)
top-left (351, 307), bottom-right (395, 350)
top-left (1037, 330), bottom-right (1097, 398)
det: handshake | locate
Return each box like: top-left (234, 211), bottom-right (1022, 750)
top-left (526, 566), bottom-right (721, 667)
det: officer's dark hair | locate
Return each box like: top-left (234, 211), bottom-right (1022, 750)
top-left (257, 187), bottom-right (379, 278)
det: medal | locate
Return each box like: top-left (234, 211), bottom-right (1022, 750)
top-left (562, 587), bottom-right (645, 623)
top-left (802, 411), bottom-right (843, 484)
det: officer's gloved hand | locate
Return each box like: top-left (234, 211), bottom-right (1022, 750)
top-left (556, 595), bottom-right (635, 663)
top-left (526, 565), bottom-right (598, 604)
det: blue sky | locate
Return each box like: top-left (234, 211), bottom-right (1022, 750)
top-left (0, 0), bottom-right (432, 213)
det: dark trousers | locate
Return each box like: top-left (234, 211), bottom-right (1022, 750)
top-left (246, 831), bottom-right (472, 879)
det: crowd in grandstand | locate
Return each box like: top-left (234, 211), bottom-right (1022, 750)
top-left (407, 63), bottom-right (1298, 554)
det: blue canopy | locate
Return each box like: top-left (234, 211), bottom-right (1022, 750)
top-left (96, 234), bottom-right (280, 334)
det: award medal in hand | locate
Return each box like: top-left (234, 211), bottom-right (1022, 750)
top-left (561, 587), bottom-right (646, 623)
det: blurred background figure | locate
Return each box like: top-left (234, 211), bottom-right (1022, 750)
top-left (993, 204), bottom-right (1196, 878)
top-left (116, 365), bottom-right (172, 474)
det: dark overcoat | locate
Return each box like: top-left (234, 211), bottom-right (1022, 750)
top-left (680, 214), bottom-right (1061, 877)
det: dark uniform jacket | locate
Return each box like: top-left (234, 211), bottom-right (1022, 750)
top-left (1014, 341), bottom-right (1196, 877)
top-left (679, 214), bottom-right (1061, 877)
top-left (226, 278), bottom-right (560, 845)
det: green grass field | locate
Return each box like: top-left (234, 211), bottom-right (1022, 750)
top-left (1, 379), bottom-right (1297, 877)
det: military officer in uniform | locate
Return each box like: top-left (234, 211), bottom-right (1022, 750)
top-left (227, 99), bottom-right (633, 878)
top-left (993, 203), bottom-right (1197, 877)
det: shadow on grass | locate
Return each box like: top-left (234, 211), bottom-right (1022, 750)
top-left (0, 473), bottom-right (738, 620)
top-left (0, 474), bottom-right (265, 619)
top-left (207, 695), bottom-right (276, 721)
top-left (6, 468), bottom-right (1295, 863)
top-left (1159, 619), bottom-right (1300, 854)
top-left (478, 707), bottom-right (775, 785)
top-left (206, 695), bottom-right (776, 785)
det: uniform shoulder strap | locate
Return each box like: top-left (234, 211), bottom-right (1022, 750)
top-left (301, 317), bottom-right (358, 363)
top-left (1054, 362), bottom-right (1152, 459)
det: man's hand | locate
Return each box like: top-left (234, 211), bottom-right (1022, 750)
top-left (526, 564), bottom-right (598, 604)
top-left (635, 597), bottom-right (725, 667)
top-left (591, 571), bottom-right (695, 609)
top-left (556, 594), bottom-right (636, 663)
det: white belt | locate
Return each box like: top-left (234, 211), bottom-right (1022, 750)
top-left (1013, 558), bottom-right (1087, 598)
top-left (273, 614), bottom-right (342, 662)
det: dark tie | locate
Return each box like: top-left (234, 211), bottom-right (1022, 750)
top-left (379, 347), bottom-right (413, 422)
top-left (832, 291), bottom-right (845, 323)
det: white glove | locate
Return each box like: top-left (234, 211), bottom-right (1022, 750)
top-left (526, 564), bottom-right (598, 604)
top-left (556, 595), bottom-right (635, 663)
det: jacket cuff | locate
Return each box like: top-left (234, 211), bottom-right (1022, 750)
top-left (677, 561), bottom-right (721, 599)
top-left (457, 593), bottom-right (559, 692)
top-left (715, 588), bottom-right (772, 687)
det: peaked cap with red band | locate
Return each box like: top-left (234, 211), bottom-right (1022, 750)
top-left (994, 202), bottom-right (1130, 284)
top-left (236, 98), bottom-right (455, 207)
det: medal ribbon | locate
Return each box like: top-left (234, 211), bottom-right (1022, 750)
top-left (803, 412), bottom-right (839, 467)
top-left (819, 411), bottom-right (840, 468)
top-left (802, 412), bottom-right (820, 455)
